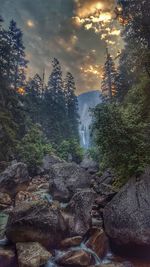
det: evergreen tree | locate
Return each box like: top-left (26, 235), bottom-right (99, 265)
top-left (25, 74), bottom-right (44, 124)
top-left (8, 20), bottom-right (28, 90)
top-left (0, 17), bottom-right (10, 80)
top-left (48, 58), bottom-right (63, 100)
top-left (0, 19), bottom-right (27, 160)
top-left (101, 48), bottom-right (118, 101)
top-left (45, 58), bottom-right (68, 143)
top-left (64, 72), bottom-right (79, 140)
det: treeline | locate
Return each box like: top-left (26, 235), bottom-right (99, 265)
top-left (92, 0), bottom-right (150, 184)
top-left (0, 17), bottom-right (82, 169)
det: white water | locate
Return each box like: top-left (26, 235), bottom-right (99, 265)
top-left (45, 241), bottom-right (101, 267)
top-left (78, 91), bottom-right (102, 149)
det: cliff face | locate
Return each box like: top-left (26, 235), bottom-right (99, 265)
top-left (78, 90), bottom-right (101, 148)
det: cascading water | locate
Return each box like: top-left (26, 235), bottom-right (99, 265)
top-left (45, 241), bottom-right (101, 267)
top-left (78, 91), bottom-right (101, 149)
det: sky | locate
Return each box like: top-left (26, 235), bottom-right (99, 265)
top-left (0, 0), bottom-right (123, 94)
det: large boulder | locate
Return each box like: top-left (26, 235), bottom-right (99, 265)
top-left (16, 242), bottom-right (51, 267)
top-left (93, 170), bottom-right (116, 196)
top-left (104, 168), bottom-right (150, 247)
top-left (6, 200), bottom-right (67, 248)
top-left (0, 162), bottom-right (29, 197)
top-left (86, 228), bottom-right (109, 259)
top-left (64, 189), bottom-right (96, 236)
top-left (80, 157), bottom-right (99, 174)
top-left (49, 162), bottom-right (92, 202)
top-left (38, 154), bottom-right (64, 174)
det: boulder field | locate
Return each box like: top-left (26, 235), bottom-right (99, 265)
top-left (0, 157), bottom-right (150, 266)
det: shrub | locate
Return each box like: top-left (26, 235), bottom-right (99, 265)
top-left (57, 139), bottom-right (83, 164)
top-left (17, 125), bottom-right (53, 173)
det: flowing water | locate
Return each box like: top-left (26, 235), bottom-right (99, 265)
top-left (1, 236), bottom-right (150, 267)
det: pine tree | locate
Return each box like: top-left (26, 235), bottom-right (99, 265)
top-left (45, 58), bottom-right (68, 143)
top-left (64, 72), bottom-right (79, 140)
top-left (48, 58), bottom-right (63, 100)
top-left (101, 48), bottom-right (118, 101)
top-left (0, 17), bottom-right (10, 80)
top-left (8, 20), bottom-right (28, 90)
top-left (0, 19), bottom-right (28, 160)
top-left (25, 74), bottom-right (44, 124)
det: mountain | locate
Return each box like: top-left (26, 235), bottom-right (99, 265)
top-left (78, 90), bottom-right (102, 148)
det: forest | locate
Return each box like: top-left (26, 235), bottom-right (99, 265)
top-left (0, 1), bottom-right (150, 267)
top-left (0, 18), bottom-right (83, 172)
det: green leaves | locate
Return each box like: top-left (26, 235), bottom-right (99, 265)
top-left (57, 139), bottom-right (83, 164)
top-left (92, 76), bottom-right (150, 184)
top-left (17, 125), bottom-right (53, 173)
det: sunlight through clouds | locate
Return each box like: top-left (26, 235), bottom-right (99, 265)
top-left (27, 20), bottom-right (35, 28)
top-left (73, 0), bottom-right (123, 56)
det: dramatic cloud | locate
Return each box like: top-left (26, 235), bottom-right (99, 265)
top-left (73, 0), bottom-right (123, 53)
top-left (0, 0), bottom-right (123, 94)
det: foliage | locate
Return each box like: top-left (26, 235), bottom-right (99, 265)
top-left (17, 125), bottom-right (53, 172)
top-left (92, 76), bottom-right (150, 183)
top-left (57, 139), bottom-right (83, 164)
top-left (0, 110), bottom-right (17, 161)
top-left (87, 147), bottom-right (100, 163)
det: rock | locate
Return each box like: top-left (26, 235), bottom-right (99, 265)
top-left (65, 189), bottom-right (96, 236)
top-left (0, 162), bottom-right (29, 197)
top-left (6, 200), bottom-right (67, 248)
top-left (104, 168), bottom-right (150, 247)
top-left (49, 162), bottom-right (92, 202)
top-left (39, 154), bottom-right (64, 174)
top-left (89, 264), bottom-right (125, 267)
top-left (80, 157), bottom-right (99, 174)
top-left (15, 191), bottom-right (40, 206)
top-left (86, 228), bottom-right (109, 258)
top-left (16, 242), bottom-right (51, 267)
top-left (94, 170), bottom-right (116, 196)
top-left (57, 250), bottom-right (92, 266)
top-left (0, 161), bottom-right (8, 173)
top-left (28, 175), bottom-right (49, 192)
top-left (0, 193), bottom-right (12, 210)
top-left (0, 212), bottom-right (9, 238)
top-left (60, 236), bottom-right (82, 248)
top-left (92, 218), bottom-right (103, 228)
top-left (0, 247), bottom-right (16, 267)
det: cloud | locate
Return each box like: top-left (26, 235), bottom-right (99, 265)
top-left (1, 0), bottom-right (108, 93)
top-left (74, 0), bottom-right (115, 18)
top-left (73, 0), bottom-right (123, 53)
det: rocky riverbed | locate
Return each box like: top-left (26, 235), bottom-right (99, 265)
top-left (0, 155), bottom-right (150, 267)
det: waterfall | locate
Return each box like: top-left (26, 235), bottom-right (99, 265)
top-left (78, 91), bottom-right (102, 149)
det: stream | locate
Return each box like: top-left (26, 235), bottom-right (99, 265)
top-left (1, 195), bottom-right (150, 267)
top-left (1, 235), bottom-right (150, 267)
